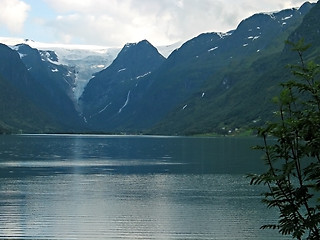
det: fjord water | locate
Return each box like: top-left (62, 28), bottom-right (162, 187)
top-left (0, 135), bottom-right (288, 240)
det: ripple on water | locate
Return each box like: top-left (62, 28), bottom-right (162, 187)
top-left (0, 174), bottom-right (289, 240)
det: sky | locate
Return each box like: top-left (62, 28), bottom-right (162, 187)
top-left (0, 0), bottom-right (317, 47)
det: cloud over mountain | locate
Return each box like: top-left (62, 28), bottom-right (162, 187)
top-left (0, 0), bottom-right (30, 33)
top-left (43, 0), bottom-right (313, 46)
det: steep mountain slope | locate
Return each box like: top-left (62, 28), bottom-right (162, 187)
top-left (13, 44), bottom-right (83, 128)
top-left (0, 44), bottom-right (60, 133)
top-left (285, 1), bottom-right (320, 59)
top-left (81, 2), bottom-right (313, 134)
top-left (150, 1), bottom-right (318, 135)
top-left (80, 40), bottom-right (166, 131)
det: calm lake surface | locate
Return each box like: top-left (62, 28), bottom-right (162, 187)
top-left (0, 134), bottom-right (289, 240)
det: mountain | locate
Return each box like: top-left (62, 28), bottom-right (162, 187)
top-left (285, 1), bottom-right (320, 58)
top-left (39, 46), bottom-right (121, 100)
top-left (150, 1), bottom-right (318, 135)
top-left (12, 44), bottom-right (83, 128)
top-left (156, 41), bottom-right (184, 58)
top-left (0, 37), bottom-right (180, 100)
top-left (79, 1), bottom-right (314, 134)
top-left (0, 2), bottom-right (318, 135)
top-left (0, 44), bottom-right (60, 133)
top-left (0, 37), bottom-right (122, 100)
top-left (80, 40), bottom-right (166, 131)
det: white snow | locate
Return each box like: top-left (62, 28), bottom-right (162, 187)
top-left (208, 47), bottom-right (218, 52)
top-left (91, 65), bottom-right (105, 69)
top-left (265, 12), bottom-right (277, 20)
top-left (248, 36), bottom-right (260, 41)
top-left (136, 72), bottom-right (151, 79)
top-left (217, 32), bottom-right (232, 39)
top-left (11, 46), bottom-right (27, 58)
top-left (18, 53), bottom-right (27, 58)
top-left (118, 68), bottom-right (126, 73)
top-left (282, 15), bottom-right (293, 20)
top-left (118, 91), bottom-right (131, 113)
top-left (43, 53), bottom-right (59, 65)
top-left (50, 47), bottom-right (120, 99)
top-left (124, 43), bottom-right (136, 48)
top-left (10, 45), bottom-right (20, 51)
top-left (99, 103), bottom-right (112, 114)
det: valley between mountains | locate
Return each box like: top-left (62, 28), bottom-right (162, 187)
top-left (0, 1), bottom-right (319, 135)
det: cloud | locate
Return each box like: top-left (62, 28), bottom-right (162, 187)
top-left (43, 0), bottom-right (314, 46)
top-left (44, 0), bottom-right (179, 45)
top-left (0, 0), bottom-right (30, 33)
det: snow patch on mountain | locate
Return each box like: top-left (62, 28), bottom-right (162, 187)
top-left (217, 31), bottom-right (233, 39)
top-left (118, 91), bottom-right (131, 113)
top-left (282, 14), bottom-right (293, 20)
top-left (136, 72), bottom-right (151, 79)
top-left (99, 102), bottom-right (112, 114)
top-left (10, 45), bottom-right (27, 58)
top-left (208, 47), bottom-right (218, 52)
top-left (118, 68), bottom-right (126, 73)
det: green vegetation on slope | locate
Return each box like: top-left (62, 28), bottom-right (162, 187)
top-left (249, 39), bottom-right (320, 240)
top-left (0, 75), bottom-right (59, 134)
top-left (150, 1), bottom-right (320, 136)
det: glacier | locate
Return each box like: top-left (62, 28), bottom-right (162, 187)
top-left (0, 37), bottom-right (180, 101)
top-left (0, 37), bottom-right (121, 100)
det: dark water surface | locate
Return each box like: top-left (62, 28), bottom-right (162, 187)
top-left (0, 134), bottom-right (288, 239)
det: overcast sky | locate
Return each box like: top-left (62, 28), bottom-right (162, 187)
top-left (0, 0), bottom-right (317, 47)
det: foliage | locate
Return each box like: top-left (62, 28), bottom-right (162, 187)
top-left (248, 40), bottom-right (320, 239)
